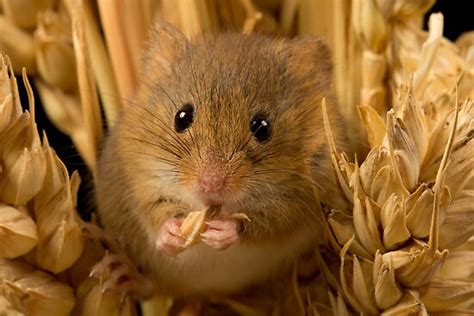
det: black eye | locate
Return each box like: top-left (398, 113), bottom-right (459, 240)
top-left (175, 103), bottom-right (194, 133)
top-left (250, 114), bottom-right (271, 142)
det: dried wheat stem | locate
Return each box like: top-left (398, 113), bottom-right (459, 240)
top-left (176, 0), bottom-right (216, 38)
top-left (97, 0), bottom-right (137, 101)
top-left (159, 0), bottom-right (181, 28)
top-left (280, 0), bottom-right (298, 34)
top-left (70, 0), bottom-right (103, 178)
top-left (83, 0), bottom-right (122, 126)
top-left (121, 0), bottom-right (148, 72)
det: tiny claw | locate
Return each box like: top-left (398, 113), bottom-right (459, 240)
top-left (101, 284), bottom-right (111, 294)
top-left (88, 269), bottom-right (96, 279)
top-left (89, 252), bottom-right (153, 299)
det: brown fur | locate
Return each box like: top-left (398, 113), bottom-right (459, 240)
top-left (97, 23), bottom-right (347, 296)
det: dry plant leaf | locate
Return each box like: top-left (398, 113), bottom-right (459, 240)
top-left (0, 70), bottom-right (46, 205)
top-left (419, 279), bottom-right (474, 312)
top-left (381, 290), bottom-right (428, 316)
top-left (0, 204), bottom-right (38, 258)
top-left (0, 258), bottom-right (75, 316)
top-left (373, 251), bottom-right (403, 310)
top-left (0, 54), bottom-right (23, 128)
top-left (72, 277), bottom-right (133, 316)
top-left (32, 139), bottom-right (85, 274)
top-left (358, 105), bottom-right (386, 148)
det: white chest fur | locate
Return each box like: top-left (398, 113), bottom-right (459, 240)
top-left (151, 226), bottom-right (318, 295)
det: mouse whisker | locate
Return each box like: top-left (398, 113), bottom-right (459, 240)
top-left (228, 159), bottom-right (249, 177)
top-left (121, 149), bottom-right (181, 167)
top-left (140, 169), bottom-right (185, 175)
top-left (142, 75), bottom-right (180, 111)
top-left (253, 168), bottom-right (325, 192)
top-left (248, 135), bottom-right (307, 164)
top-left (129, 106), bottom-right (193, 156)
top-left (120, 136), bottom-right (183, 159)
top-left (250, 151), bottom-right (278, 165)
top-left (237, 132), bottom-right (254, 153)
top-left (98, 89), bottom-right (193, 157)
top-left (187, 128), bottom-right (201, 159)
top-left (125, 121), bottom-right (190, 158)
top-left (244, 178), bottom-right (323, 224)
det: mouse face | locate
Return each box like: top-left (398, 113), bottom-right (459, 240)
top-left (117, 25), bottom-right (335, 214)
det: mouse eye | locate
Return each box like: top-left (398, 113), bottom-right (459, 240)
top-left (250, 114), bottom-right (271, 142)
top-left (175, 103), bottom-right (194, 133)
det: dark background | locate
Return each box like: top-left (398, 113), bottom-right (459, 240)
top-left (427, 1), bottom-right (473, 41)
top-left (15, 0), bottom-right (474, 219)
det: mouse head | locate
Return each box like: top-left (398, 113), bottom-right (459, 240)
top-left (119, 24), bottom-right (337, 212)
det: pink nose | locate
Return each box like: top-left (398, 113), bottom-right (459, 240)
top-left (198, 169), bottom-right (226, 193)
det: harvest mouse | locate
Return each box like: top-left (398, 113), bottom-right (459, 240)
top-left (95, 23), bottom-right (346, 299)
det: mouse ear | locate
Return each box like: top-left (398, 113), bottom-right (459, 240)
top-left (143, 22), bottom-right (188, 71)
top-left (282, 36), bottom-right (333, 90)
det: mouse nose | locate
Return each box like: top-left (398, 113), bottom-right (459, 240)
top-left (198, 169), bottom-right (227, 194)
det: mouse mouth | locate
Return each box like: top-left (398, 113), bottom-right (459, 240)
top-left (197, 191), bottom-right (242, 214)
top-left (191, 172), bottom-right (229, 205)
top-left (200, 194), bottom-right (225, 208)
top-left (192, 158), bottom-right (248, 212)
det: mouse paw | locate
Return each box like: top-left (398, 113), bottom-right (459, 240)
top-left (156, 217), bottom-right (185, 256)
top-left (90, 252), bottom-right (153, 300)
top-left (201, 218), bottom-right (239, 250)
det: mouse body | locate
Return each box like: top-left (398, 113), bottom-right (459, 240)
top-left (97, 23), bottom-right (346, 297)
